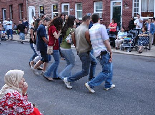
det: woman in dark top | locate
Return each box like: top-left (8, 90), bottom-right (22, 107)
top-left (128, 17), bottom-right (135, 30)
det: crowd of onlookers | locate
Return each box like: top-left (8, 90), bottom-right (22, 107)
top-left (108, 14), bottom-right (155, 53)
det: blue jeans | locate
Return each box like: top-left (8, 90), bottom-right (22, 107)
top-left (29, 43), bottom-right (37, 62)
top-left (7, 29), bottom-right (13, 39)
top-left (88, 53), bottom-right (113, 88)
top-left (44, 50), bottom-right (60, 78)
top-left (89, 52), bottom-right (97, 80)
top-left (59, 49), bottom-right (75, 79)
top-left (19, 33), bottom-right (25, 40)
top-left (67, 52), bottom-right (96, 82)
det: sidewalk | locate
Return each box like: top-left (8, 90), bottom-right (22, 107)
top-left (12, 34), bottom-right (155, 58)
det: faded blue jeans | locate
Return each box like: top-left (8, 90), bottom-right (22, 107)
top-left (88, 52), bottom-right (113, 88)
top-left (29, 43), bottom-right (37, 62)
top-left (59, 49), bottom-right (75, 79)
top-left (44, 50), bottom-right (60, 78)
top-left (67, 52), bottom-right (97, 82)
top-left (7, 29), bottom-right (13, 39)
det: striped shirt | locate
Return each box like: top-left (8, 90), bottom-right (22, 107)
top-left (89, 23), bottom-right (109, 57)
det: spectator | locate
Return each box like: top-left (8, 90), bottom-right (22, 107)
top-left (6, 18), bottom-right (13, 40)
top-left (115, 26), bottom-right (127, 49)
top-left (134, 14), bottom-right (143, 33)
top-left (23, 17), bottom-right (29, 37)
top-left (3, 18), bottom-right (7, 32)
top-left (146, 18), bottom-right (155, 50)
top-left (17, 20), bottom-right (26, 44)
top-left (0, 70), bottom-right (43, 115)
top-left (128, 17), bottom-right (135, 30)
top-left (138, 27), bottom-right (149, 53)
top-left (108, 18), bottom-right (117, 35)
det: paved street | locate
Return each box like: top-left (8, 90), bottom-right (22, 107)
top-left (0, 40), bottom-right (155, 115)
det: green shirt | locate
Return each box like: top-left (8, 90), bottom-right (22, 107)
top-left (60, 27), bottom-right (74, 49)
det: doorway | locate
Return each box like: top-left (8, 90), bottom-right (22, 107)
top-left (28, 6), bottom-right (35, 28)
top-left (111, 1), bottom-right (122, 30)
top-left (2, 8), bottom-right (6, 20)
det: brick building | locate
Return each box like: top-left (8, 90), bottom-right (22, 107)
top-left (27, 0), bottom-right (59, 25)
top-left (59, 0), bottom-right (155, 29)
top-left (0, 0), bottom-right (27, 24)
top-left (0, 0), bottom-right (155, 30)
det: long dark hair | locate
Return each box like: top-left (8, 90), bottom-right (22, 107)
top-left (62, 15), bottom-right (75, 37)
top-left (48, 17), bottom-right (63, 31)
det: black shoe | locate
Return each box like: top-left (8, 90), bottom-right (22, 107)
top-left (21, 41), bottom-right (24, 44)
top-left (53, 77), bottom-right (61, 80)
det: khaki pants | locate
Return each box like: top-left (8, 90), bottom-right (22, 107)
top-left (115, 39), bottom-right (124, 48)
top-left (149, 33), bottom-right (153, 49)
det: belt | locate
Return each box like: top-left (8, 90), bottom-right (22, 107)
top-left (101, 50), bottom-right (107, 55)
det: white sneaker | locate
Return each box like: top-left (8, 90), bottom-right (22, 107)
top-left (63, 78), bottom-right (72, 89)
top-left (31, 67), bottom-right (40, 75)
top-left (85, 82), bottom-right (95, 93)
top-left (104, 84), bottom-right (115, 91)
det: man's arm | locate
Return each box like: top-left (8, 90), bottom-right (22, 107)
top-left (42, 37), bottom-right (48, 44)
top-left (104, 40), bottom-right (112, 62)
top-left (72, 32), bottom-right (76, 47)
top-left (85, 30), bottom-right (91, 45)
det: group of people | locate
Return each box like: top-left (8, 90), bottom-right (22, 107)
top-left (28, 13), bottom-right (115, 93)
top-left (0, 17), bottom-right (29, 43)
top-left (0, 13), bottom-right (115, 114)
top-left (108, 14), bottom-right (155, 53)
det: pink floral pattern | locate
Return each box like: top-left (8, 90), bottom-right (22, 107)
top-left (0, 91), bottom-right (34, 115)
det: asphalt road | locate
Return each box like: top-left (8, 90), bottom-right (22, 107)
top-left (0, 41), bottom-right (155, 115)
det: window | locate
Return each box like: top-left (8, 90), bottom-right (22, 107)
top-left (133, 0), bottom-right (154, 17)
top-left (75, 3), bottom-right (82, 20)
top-left (94, 1), bottom-right (103, 18)
top-left (39, 5), bottom-right (44, 17)
top-left (62, 3), bottom-right (70, 16)
top-left (9, 5), bottom-right (13, 20)
top-left (52, 4), bottom-right (58, 19)
top-left (19, 4), bottom-right (23, 20)
top-left (141, 0), bottom-right (154, 17)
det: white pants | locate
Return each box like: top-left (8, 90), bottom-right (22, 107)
top-left (33, 44), bottom-right (41, 63)
top-left (115, 39), bottom-right (124, 48)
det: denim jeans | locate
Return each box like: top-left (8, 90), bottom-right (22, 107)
top-left (44, 50), bottom-right (60, 78)
top-left (7, 29), bottom-right (13, 39)
top-left (89, 52), bottom-right (97, 80)
top-left (19, 33), bottom-right (25, 40)
top-left (59, 49), bottom-right (75, 79)
top-left (67, 52), bottom-right (96, 82)
top-left (29, 43), bottom-right (38, 62)
top-left (88, 53), bottom-right (113, 88)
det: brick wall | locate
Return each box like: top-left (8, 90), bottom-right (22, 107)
top-left (0, 0), bottom-right (26, 24)
top-left (59, 0), bottom-right (133, 29)
top-left (27, 0), bottom-right (59, 18)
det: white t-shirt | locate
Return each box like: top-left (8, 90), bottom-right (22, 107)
top-left (134, 18), bottom-right (143, 29)
top-left (6, 20), bottom-right (13, 30)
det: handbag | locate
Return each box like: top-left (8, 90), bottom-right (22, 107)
top-left (65, 29), bottom-right (73, 44)
top-left (47, 40), bottom-right (56, 55)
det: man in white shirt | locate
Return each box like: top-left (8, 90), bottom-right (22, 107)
top-left (85, 14), bottom-right (115, 93)
top-left (6, 18), bottom-right (13, 40)
top-left (134, 14), bottom-right (143, 32)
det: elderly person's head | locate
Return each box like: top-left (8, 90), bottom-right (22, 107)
top-left (0, 70), bottom-right (25, 99)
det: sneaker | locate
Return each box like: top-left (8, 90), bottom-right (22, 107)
top-left (63, 78), bottom-right (72, 89)
top-left (85, 82), bottom-right (95, 93)
top-left (31, 67), bottom-right (40, 75)
top-left (104, 84), bottom-right (115, 91)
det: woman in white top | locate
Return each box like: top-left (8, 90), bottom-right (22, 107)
top-left (115, 27), bottom-right (127, 49)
